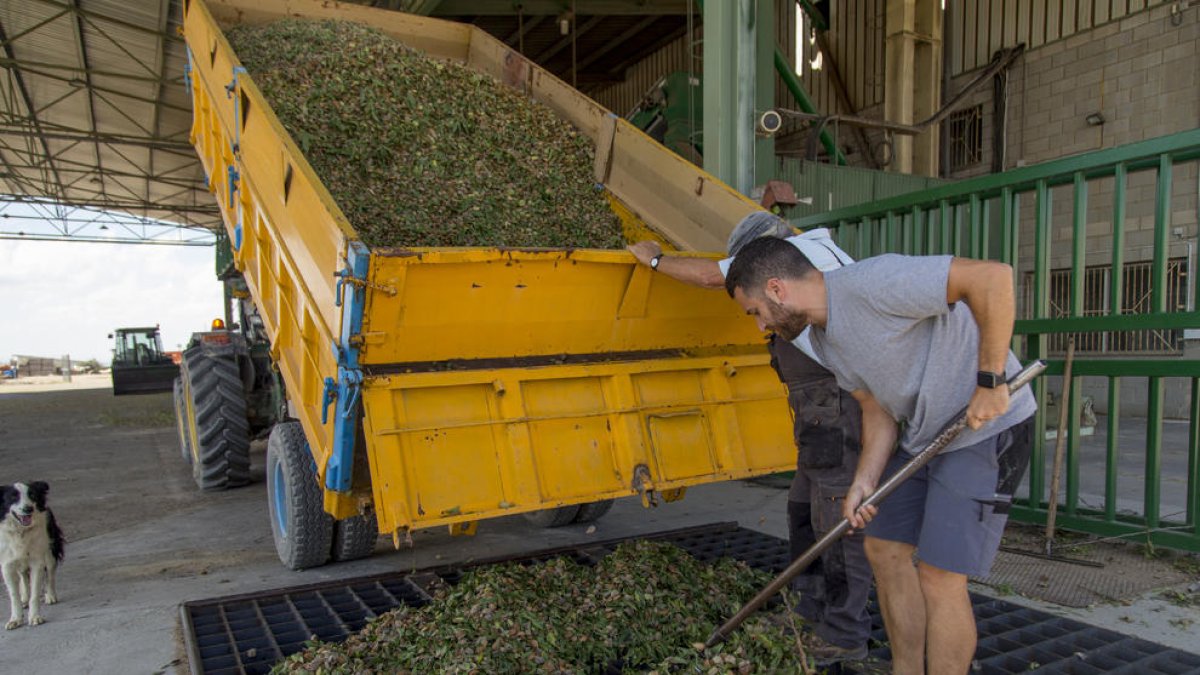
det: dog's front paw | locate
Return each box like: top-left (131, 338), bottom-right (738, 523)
top-left (27, 615), bottom-right (43, 626)
top-left (44, 592), bottom-right (57, 605)
top-left (6, 618), bottom-right (21, 630)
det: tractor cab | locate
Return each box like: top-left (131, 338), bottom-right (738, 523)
top-left (109, 326), bottom-right (179, 395)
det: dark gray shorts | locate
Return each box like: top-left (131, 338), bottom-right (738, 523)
top-left (864, 422), bottom-right (1029, 577)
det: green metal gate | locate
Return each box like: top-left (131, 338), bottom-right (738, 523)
top-left (792, 129), bottom-right (1200, 552)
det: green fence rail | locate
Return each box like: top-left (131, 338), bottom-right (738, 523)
top-left (793, 129), bottom-right (1200, 552)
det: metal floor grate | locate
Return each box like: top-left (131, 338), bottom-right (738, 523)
top-left (180, 523), bottom-right (1200, 675)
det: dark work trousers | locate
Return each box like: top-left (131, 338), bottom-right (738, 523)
top-left (770, 335), bottom-right (873, 650)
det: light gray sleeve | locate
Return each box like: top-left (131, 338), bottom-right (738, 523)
top-left (717, 256), bottom-right (732, 278)
top-left (865, 254), bottom-right (955, 319)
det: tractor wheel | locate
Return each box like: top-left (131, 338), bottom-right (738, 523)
top-left (266, 421), bottom-right (333, 570)
top-left (172, 376), bottom-right (193, 465)
top-left (182, 348), bottom-right (251, 490)
top-left (573, 499), bottom-right (614, 524)
top-left (331, 512), bottom-right (379, 563)
top-left (523, 505), bottom-right (581, 528)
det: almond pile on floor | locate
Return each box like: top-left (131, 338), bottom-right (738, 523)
top-left (272, 540), bottom-right (821, 674)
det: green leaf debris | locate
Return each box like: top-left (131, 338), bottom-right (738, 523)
top-left (226, 19), bottom-right (623, 250)
top-left (272, 540), bottom-right (817, 674)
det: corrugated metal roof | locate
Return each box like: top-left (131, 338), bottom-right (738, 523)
top-left (0, 0), bottom-right (217, 240)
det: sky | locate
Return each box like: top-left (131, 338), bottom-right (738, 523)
top-left (0, 238), bottom-right (224, 365)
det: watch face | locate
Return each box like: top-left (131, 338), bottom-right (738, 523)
top-left (978, 371), bottom-right (1002, 388)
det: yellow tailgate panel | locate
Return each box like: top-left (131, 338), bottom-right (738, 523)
top-left (361, 250), bottom-right (770, 365)
top-left (360, 355), bottom-right (793, 536)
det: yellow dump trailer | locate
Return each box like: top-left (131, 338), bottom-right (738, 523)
top-left (183, 0), bottom-right (794, 568)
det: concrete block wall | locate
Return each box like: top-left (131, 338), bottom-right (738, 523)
top-left (948, 3), bottom-right (1199, 417)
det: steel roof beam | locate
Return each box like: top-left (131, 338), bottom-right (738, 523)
top-left (5, 60), bottom-right (190, 112)
top-left (0, 194), bottom-right (219, 215)
top-left (502, 14), bottom-right (545, 47)
top-left (572, 14), bottom-right (657, 73)
top-left (0, 232), bottom-right (213, 246)
top-left (0, 162), bottom-right (206, 191)
top-left (532, 15), bottom-right (604, 63)
top-left (28, 0), bottom-right (182, 43)
top-left (430, 1), bottom-right (690, 15)
top-left (0, 126), bottom-right (193, 150)
top-left (0, 9), bottom-right (70, 50)
top-left (69, 0), bottom-right (109, 213)
top-left (0, 20), bottom-right (66, 200)
top-left (0, 57), bottom-right (181, 86)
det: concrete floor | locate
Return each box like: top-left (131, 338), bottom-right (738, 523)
top-left (0, 382), bottom-right (1197, 674)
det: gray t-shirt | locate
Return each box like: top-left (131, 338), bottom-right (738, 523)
top-left (809, 254), bottom-right (1037, 455)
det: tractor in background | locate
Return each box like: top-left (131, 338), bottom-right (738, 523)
top-left (109, 326), bottom-right (179, 395)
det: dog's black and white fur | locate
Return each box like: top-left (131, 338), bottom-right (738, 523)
top-left (0, 482), bottom-right (64, 628)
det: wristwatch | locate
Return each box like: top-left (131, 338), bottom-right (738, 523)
top-left (649, 253), bottom-right (664, 271)
top-left (977, 370), bottom-right (1004, 389)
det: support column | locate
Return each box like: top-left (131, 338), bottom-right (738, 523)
top-left (754, 0), bottom-right (776, 188)
top-left (704, 0), bottom-right (769, 195)
top-left (884, 0), bottom-right (942, 176)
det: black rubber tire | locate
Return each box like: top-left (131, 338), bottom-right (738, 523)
top-left (573, 499), bottom-right (615, 524)
top-left (182, 347), bottom-right (251, 491)
top-left (331, 512), bottom-right (379, 562)
top-left (172, 376), bottom-right (193, 465)
top-left (523, 505), bottom-right (581, 528)
top-left (266, 421), bottom-right (333, 570)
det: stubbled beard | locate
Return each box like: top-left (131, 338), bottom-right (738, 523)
top-left (768, 299), bottom-right (808, 341)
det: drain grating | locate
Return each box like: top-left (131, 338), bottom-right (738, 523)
top-left (181, 522), bottom-right (1200, 675)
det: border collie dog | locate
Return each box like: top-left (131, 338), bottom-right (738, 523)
top-left (0, 482), bottom-right (65, 628)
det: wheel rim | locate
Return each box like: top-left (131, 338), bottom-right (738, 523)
top-left (272, 458), bottom-right (288, 538)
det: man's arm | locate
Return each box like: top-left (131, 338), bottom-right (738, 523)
top-left (627, 241), bottom-right (725, 289)
top-left (946, 257), bottom-right (1016, 430)
top-left (842, 388), bottom-right (899, 530)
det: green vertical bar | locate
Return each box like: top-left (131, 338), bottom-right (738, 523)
top-left (979, 197), bottom-right (991, 261)
top-left (1034, 180), bottom-right (1052, 321)
top-left (1106, 377), bottom-right (1120, 523)
top-left (858, 216), bottom-right (871, 260)
top-left (969, 193), bottom-right (982, 259)
top-left (1152, 155), bottom-right (1171, 313)
top-left (885, 211), bottom-right (899, 253)
top-left (902, 211), bottom-right (915, 255)
top-left (1071, 172), bottom-right (1087, 318)
top-left (1000, 188), bottom-right (1015, 265)
top-left (1189, 378), bottom-right (1199, 533)
top-left (1010, 190), bottom-right (1020, 267)
top-left (1027, 180), bottom-right (1052, 510)
top-left (1028, 374), bottom-right (1047, 510)
top-left (1066, 371), bottom-right (1082, 517)
top-left (926, 204), bottom-right (938, 254)
top-left (1146, 376), bottom-right (1163, 528)
top-left (940, 200), bottom-right (952, 254)
top-left (1111, 165), bottom-right (1126, 318)
top-left (911, 206), bottom-right (924, 255)
top-left (952, 204), bottom-right (964, 257)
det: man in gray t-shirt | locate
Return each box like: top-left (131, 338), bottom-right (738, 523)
top-left (724, 238), bottom-right (1036, 675)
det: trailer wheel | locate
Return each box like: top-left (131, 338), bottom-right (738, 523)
top-left (573, 499), bottom-right (614, 524)
top-left (172, 376), bottom-right (193, 465)
top-left (266, 421), bottom-right (333, 570)
top-left (522, 505), bottom-right (581, 528)
top-left (331, 513), bottom-right (378, 562)
top-left (182, 348), bottom-right (251, 490)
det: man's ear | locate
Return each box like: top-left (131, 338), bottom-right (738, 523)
top-left (764, 277), bottom-right (787, 304)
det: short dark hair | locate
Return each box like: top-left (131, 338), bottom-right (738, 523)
top-left (724, 236), bottom-right (817, 298)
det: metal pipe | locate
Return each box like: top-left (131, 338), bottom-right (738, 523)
top-left (773, 48), bottom-right (844, 164)
top-left (781, 44), bottom-right (1026, 138)
top-left (706, 359), bottom-right (1048, 647)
